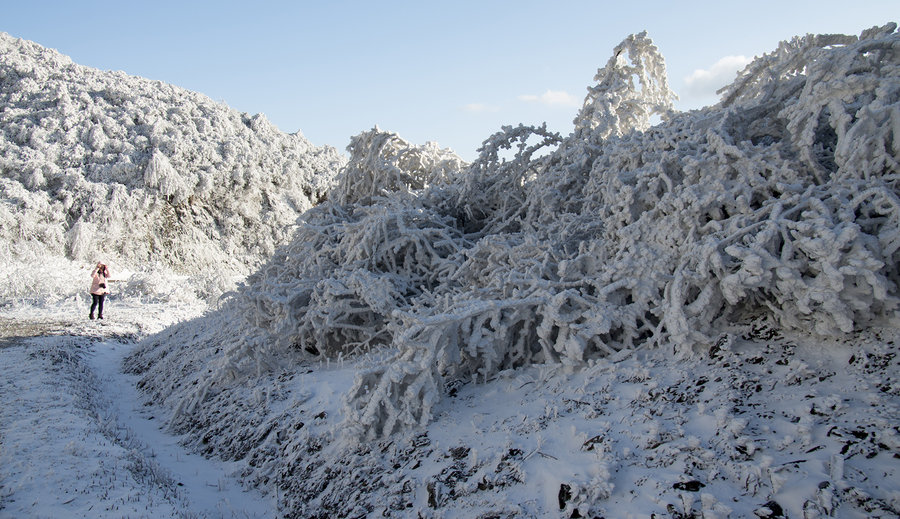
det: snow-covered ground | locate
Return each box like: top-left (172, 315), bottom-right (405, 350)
top-left (2, 302), bottom-right (899, 518)
top-left (0, 302), bottom-right (276, 518)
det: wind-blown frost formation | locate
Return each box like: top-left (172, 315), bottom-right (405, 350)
top-left (126, 25), bottom-right (900, 517)
top-left (0, 33), bottom-right (344, 302)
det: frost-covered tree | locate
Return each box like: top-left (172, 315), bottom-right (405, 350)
top-left (0, 32), bottom-right (344, 302)
top-left (573, 30), bottom-right (676, 140)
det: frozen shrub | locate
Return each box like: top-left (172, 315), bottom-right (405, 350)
top-left (135, 25), bottom-right (900, 441)
top-left (573, 30), bottom-right (675, 141)
top-left (228, 168), bottom-right (468, 371)
top-left (456, 123), bottom-right (562, 234)
top-left (342, 24), bottom-right (900, 438)
top-left (332, 127), bottom-right (465, 206)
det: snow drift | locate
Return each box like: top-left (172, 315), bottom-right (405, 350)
top-left (0, 32), bottom-right (345, 303)
top-left (125, 24), bottom-right (900, 517)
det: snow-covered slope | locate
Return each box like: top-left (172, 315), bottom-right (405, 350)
top-left (125, 23), bottom-right (900, 517)
top-left (0, 32), bottom-right (345, 303)
top-left (82, 24), bottom-right (884, 517)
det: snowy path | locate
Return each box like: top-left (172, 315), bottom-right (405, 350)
top-left (0, 315), bottom-right (277, 518)
top-left (88, 338), bottom-right (277, 518)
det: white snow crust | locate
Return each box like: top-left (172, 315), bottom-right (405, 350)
top-left (2, 23), bottom-right (900, 519)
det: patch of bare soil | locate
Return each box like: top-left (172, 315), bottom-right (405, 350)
top-left (0, 316), bottom-right (79, 346)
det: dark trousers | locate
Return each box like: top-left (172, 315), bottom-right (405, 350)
top-left (90, 293), bottom-right (106, 318)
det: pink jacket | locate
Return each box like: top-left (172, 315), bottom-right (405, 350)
top-left (90, 272), bottom-right (109, 295)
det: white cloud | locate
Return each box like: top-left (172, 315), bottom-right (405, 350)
top-left (683, 55), bottom-right (753, 97)
top-left (518, 89), bottom-right (580, 107)
top-left (462, 103), bottom-right (500, 113)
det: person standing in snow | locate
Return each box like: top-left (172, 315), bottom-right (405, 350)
top-left (89, 262), bottom-right (111, 320)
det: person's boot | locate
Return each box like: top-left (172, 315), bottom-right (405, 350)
top-left (89, 312), bottom-right (95, 320)
top-left (98, 314), bottom-right (103, 320)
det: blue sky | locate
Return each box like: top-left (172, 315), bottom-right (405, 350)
top-left (4, 1), bottom-right (897, 160)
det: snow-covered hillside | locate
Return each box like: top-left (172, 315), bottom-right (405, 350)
top-left (0, 32), bottom-right (345, 304)
top-left (123, 24), bottom-right (900, 518)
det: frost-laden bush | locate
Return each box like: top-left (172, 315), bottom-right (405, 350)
top-left (0, 32), bottom-right (344, 301)
top-left (241, 203), bottom-right (464, 354)
top-left (573, 31), bottom-right (675, 141)
top-left (331, 127), bottom-right (466, 205)
top-left (159, 24), bottom-right (900, 441)
top-left (214, 138), bottom-right (468, 379)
